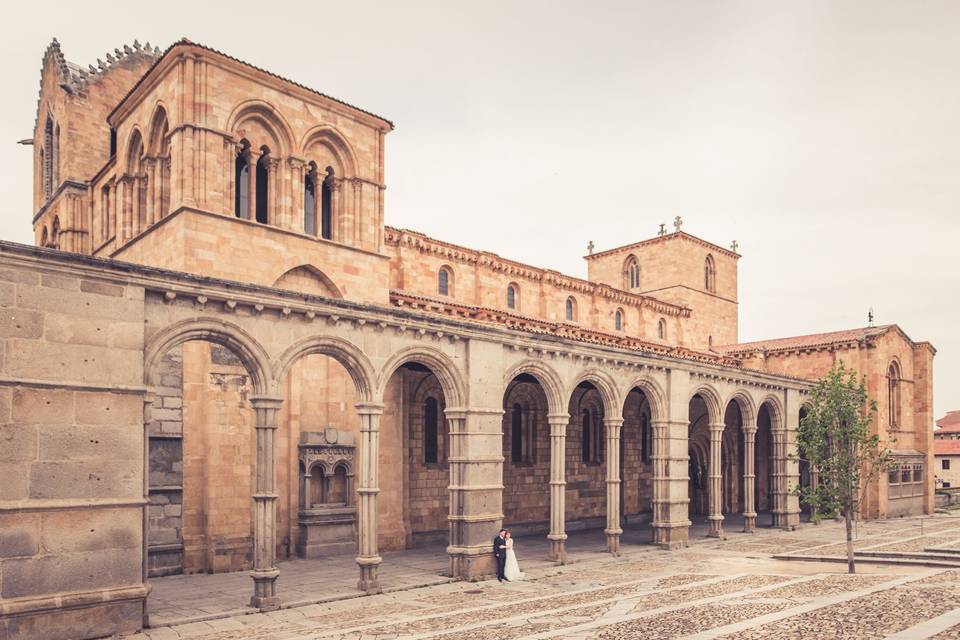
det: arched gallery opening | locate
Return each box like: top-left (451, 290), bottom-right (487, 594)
top-left (621, 386), bottom-right (654, 529)
top-left (501, 373), bottom-right (550, 533)
top-left (565, 381), bottom-right (608, 537)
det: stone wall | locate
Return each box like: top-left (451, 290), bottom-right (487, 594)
top-left (0, 259), bottom-right (147, 640)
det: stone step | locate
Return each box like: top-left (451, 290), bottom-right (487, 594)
top-left (925, 546), bottom-right (960, 555)
top-left (774, 553), bottom-right (960, 568)
top-left (855, 550), bottom-right (960, 565)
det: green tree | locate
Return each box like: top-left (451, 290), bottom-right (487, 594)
top-left (796, 362), bottom-right (891, 574)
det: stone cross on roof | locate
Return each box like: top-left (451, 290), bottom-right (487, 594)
top-left (673, 216), bottom-right (683, 232)
top-left (587, 240), bottom-right (594, 255)
top-left (658, 224), bottom-right (666, 236)
top-left (730, 240), bottom-right (738, 252)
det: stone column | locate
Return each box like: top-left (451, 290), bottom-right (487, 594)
top-left (604, 417), bottom-right (623, 555)
top-left (707, 423), bottom-right (725, 538)
top-left (547, 413), bottom-right (569, 562)
top-left (653, 369), bottom-right (693, 548)
top-left (250, 395), bottom-right (283, 610)
top-left (355, 402), bottom-right (383, 594)
top-left (288, 158), bottom-right (305, 233)
top-left (143, 158), bottom-right (157, 227)
top-left (247, 150), bottom-right (260, 222)
top-left (742, 423), bottom-right (757, 532)
top-left (267, 157), bottom-right (281, 225)
top-left (331, 179), bottom-right (343, 241)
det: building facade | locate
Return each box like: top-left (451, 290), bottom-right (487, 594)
top-left (934, 412), bottom-right (960, 488)
top-left (0, 38), bottom-right (934, 639)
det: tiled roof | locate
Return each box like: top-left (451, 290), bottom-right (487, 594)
top-left (109, 38), bottom-right (393, 128)
top-left (716, 325), bottom-right (896, 355)
top-left (390, 290), bottom-right (739, 367)
top-left (934, 439), bottom-right (960, 456)
top-left (936, 411), bottom-right (960, 433)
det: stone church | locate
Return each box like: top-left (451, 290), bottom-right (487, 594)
top-left (0, 38), bottom-right (935, 639)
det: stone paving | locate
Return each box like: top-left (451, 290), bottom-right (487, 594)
top-left (125, 515), bottom-right (960, 640)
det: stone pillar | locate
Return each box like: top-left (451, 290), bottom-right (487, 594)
top-left (547, 413), bottom-right (568, 562)
top-left (355, 402), bottom-right (383, 593)
top-left (143, 158), bottom-right (157, 227)
top-left (247, 150), bottom-right (260, 222)
top-left (783, 391), bottom-right (802, 528)
top-left (771, 426), bottom-right (786, 528)
top-left (653, 369), bottom-right (693, 548)
top-left (604, 417), bottom-right (623, 554)
top-left (331, 179), bottom-right (343, 241)
top-left (288, 158), bottom-right (305, 233)
top-left (250, 395), bottom-right (283, 610)
top-left (446, 406), bottom-right (505, 579)
top-left (707, 423), bottom-right (725, 538)
top-left (742, 423), bottom-right (757, 532)
top-left (267, 157), bottom-right (281, 225)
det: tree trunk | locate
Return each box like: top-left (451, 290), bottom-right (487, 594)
top-left (845, 499), bottom-right (855, 574)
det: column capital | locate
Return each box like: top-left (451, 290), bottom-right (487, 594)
top-left (354, 402), bottom-right (385, 416)
top-left (742, 424), bottom-right (758, 435)
top-left (547, 413), bottom-right (570, 426)
top-left (708, 422), bottom-right (726, 434)
top-left (603, 416), bottom-right (624, 427)
top-left (250, 395), bottom-right (284, 410)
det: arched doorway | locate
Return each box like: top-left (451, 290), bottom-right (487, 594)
top-left (755, 403), bottom-right (776, 524)
top-left (687, 394), bottom-right (711, 521)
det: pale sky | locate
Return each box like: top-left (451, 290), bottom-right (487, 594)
top-left (1, 1), bottom-right (957, 419)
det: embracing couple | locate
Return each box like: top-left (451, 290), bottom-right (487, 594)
top-left (492, 528), bottom-right (524, 583)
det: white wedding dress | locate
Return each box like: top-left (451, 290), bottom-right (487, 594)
top-left (504, 538), bottom-right (525, 581)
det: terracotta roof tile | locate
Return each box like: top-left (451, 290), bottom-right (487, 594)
top-left (936, 411), bottom-right (960, 433)
top-left (934, 439), bottom-right (960, 456)
top-left (716, 325), bottom-right (895, 355)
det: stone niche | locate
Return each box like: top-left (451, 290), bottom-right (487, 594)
top-left (297, 428), bottom-right (357, 558)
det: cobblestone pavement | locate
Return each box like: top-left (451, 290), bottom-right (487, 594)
top-left (124, 515), bottom-right (960, 640)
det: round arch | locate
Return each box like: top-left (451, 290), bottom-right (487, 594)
top-left (502, 360), bottom-right (565, 416)
top-left (376, 346), bottom-right (466, 408)
top-left (567, 368), bottom-right (623, 420)
top-left (619, 375), bottom-right (667, 422)
top-left (274, 334), bottom-right (377, 403)
top-left (144, 318), bottom-right (273, 395)
top-left (690, 384), bottom-right (723, 425)
top-left (272, 264), bottom-right (343, 299)
top-left (724, 390), bottom-right (757, 428)
top-left (299, 124), bottom-right (359, 177)
top-left (146, 103), bottom-right (171, 156)
top-left (125, 127), bottom-right (145, 173)
top-left (226, 100), bottom-right (296, 157)
top-left (757, 394), bottom-right (786, 431)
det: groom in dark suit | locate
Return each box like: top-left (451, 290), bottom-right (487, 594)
top-left (493, 528), bottom-right (508, 582)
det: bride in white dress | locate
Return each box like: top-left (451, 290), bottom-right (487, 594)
top-left (503, 531), bottom-right (525, 581)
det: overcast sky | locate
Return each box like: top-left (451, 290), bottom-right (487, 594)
top-left (1, 1), bottom-right (956, 419)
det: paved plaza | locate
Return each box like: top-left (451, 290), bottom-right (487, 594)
top-left (128, 515), bottom-right (960, 639)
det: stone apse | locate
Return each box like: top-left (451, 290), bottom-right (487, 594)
top-left (0, 243), bottom-right (806, 639)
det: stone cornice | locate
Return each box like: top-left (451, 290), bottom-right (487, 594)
top-left (385, 227), bottom-right (691, 318)
top-left (585, 231), bottom-right (741, 261)
top-left (0, 241), bottom-right (807, 394)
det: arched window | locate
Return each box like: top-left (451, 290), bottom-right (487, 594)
top-left (565, 296), bottom-right (577, 322)
top-left (234, 140), bottom-right (250, 218)
top-left (100, 186), bottom-right (110, 242)
top-left (321, 167), bottom-right (334, 240)
top-left (330, 464), bottom-right (349, 504)
top-left (511, 404), bottom-right (523, 463)
top-left (658, 318), bottom-right (666, 340)
top-left (424, 397), bottom-right (439, 464)
top-left (255, 147), bottom-right (270, 224)
top-left (40, 226), bottom-right (48, 248)
top-left (624, 255), bottom-right (640, 290)
top-left (53, 124), bottom-right (60, 189)
top-left (888, 361), bottom-right (902, 428)
top-left (704, 254), bottom-right (716, 292)
top-left (507, 283), bottom-right (518, 310)
top-left (438, 266), bottom-right (452, 296)
top-left (310, 466), bottom-right (326, 506)
top-left (615, 308), bottom-right (624, 331)
top-left (304, 163), bottom-right (317, 236)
